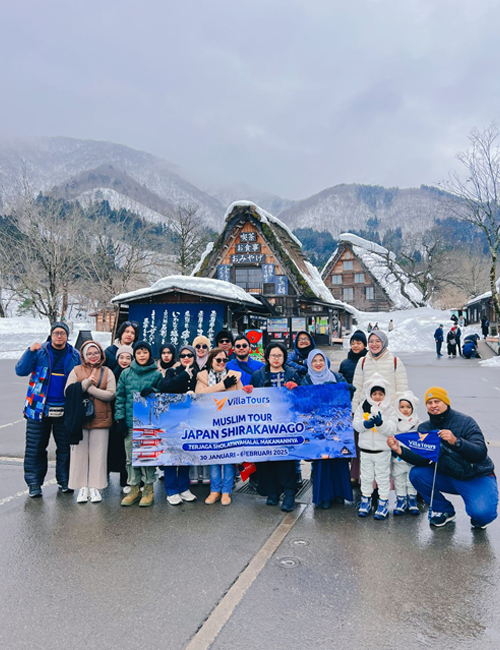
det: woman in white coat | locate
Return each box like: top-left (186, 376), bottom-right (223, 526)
top-left (351, 330), bottom-right (409, 412)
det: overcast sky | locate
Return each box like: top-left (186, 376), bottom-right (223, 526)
top-left (1, 0), bottom-right (499, 199)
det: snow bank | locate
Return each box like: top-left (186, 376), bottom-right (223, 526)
top-left (353, 307), bottom-right (457, 354)
top-left (479, 355), bottom-right (500, 367)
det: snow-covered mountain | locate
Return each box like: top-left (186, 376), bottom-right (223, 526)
top-left (203, 182), bottom-right (295, 215)
top-left (0, 136), bottom-right (224, 228)
top-left (277, 183), bottom-right (454, 237)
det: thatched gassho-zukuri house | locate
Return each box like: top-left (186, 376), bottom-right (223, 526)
top-left (193, 201), bottom-right (354, 345)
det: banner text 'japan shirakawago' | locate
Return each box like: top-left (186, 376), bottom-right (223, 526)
top-left (132, 384), bottom-right (355, 466)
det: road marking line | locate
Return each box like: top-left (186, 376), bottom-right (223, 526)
top-left (0, 478), bottom-right (58, 507)
top-left (494, 387), bottom-right (500, 392)
top-left (184, 505), bottom-right (306, 650)
top-left (482, 378), bottom-right (488, 382)
top-left (0, 419), bottom-right (23, 430)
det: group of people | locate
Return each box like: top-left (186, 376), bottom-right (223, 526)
top-left (434, 323), bottom-right (482, 359)
top-left (15, 319), bottom-right (498, 529)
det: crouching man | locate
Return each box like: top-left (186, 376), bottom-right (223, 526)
top-left (387, 387), bottom-right (498, 529)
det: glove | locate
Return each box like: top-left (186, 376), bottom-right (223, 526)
top-left (363, 417), bottom-right (376, 429)
top-left (140, 386), bottom-right (155, 398)
top-left (284, 381), bottom-right (298, 390)
top-left (371, 413), bottom-right (383, 427)
top-left (116, 419), bottom-right (128, 439)
top-left (223, 374), bottom-right (238, 389)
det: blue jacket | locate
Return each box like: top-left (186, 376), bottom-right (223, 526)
top-left (226, 357), bottom-right (264, 386)
top-left (401, 408), bottom-right (495, 480)
top-left (16, 342), bottom-right (80, 421)
top-left (434, 327), bottom-right (444, 342)
top-left (250, 364), bottom-right (300, 388)
top-left (338, 349), bottom-right (367, 385)
top-left (287, 331), bottom-right (315, 377)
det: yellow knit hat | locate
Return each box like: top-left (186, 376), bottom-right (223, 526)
top-left (425, 387), bottom-right (450, 406)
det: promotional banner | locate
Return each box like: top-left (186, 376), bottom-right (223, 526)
top-left (395, 430), bottom-right (441, 462)
top-left (132, 384), bottom-right (355, 466)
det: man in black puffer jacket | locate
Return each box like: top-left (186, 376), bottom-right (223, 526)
top-left (387, 386), bottom-right (498, 529)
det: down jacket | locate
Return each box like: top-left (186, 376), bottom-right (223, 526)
top-left (353, 374), bottom-right (398, 451)
top-left (351, 349), bottom-right (408, 412)
top-left (400, 408), bottom-right (495, 480)
top-left (15, 342), bottom-right (80, 421)
top-left (115, 360), bottom-right (163, 428)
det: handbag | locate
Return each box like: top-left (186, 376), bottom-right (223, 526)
top-left (82, 368), bottom-right (104, 422)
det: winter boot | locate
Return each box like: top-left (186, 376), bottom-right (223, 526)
top-left (394, 495), bottom-right (407, 516)
top-left (121, 484), bottom-right (141, 507)
top-left (139, 483), bottom-right (154, 507)
top-left (407, 494), bottom-right (420, 515)
top-left (373, 498), bottom-right (389, 520)
top-left (358, 495), bottom-right (372, 517)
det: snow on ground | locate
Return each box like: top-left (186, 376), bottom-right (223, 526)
top-left (353, 307), bottom-right (483, 354)
top-left (0, 317), bottom-right (111, 360)
top-left (480, 355), bottom-right (500, 367)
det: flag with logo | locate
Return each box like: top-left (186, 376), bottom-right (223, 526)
top-left (394, 430), bottom-right (441, 462)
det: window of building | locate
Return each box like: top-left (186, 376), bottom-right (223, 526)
top-left (344, 251), bottom-right (351, 259)
top-left (365, 286), bottom-right (374, 300)
top-left (343, 261), bottom-right (353, 271)
top-left (343, 288), bottom-right (354, 301)
top-left (234, 267), bottom-right (262, 291)
top-left (354, 273), bottom-right (365, 283)
top-left (331, 274), bottom-right (342, 285)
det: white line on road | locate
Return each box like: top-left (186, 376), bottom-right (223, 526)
top-left (0, 478), bottom-right (58, 507)
top-left (482, 378), bottom-right (488, 382)
top-left (184, 505), bottom-right (306, 650)
top-left (0, 419), bottom-right (23, 430)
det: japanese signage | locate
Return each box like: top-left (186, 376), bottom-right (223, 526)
top-left (240, 232), bottom-right (257, 242)
top-left (231, 253), bottom-right (266, 264)
top-left (235, 243), bottom-right (261, 253)
top-left (217, 265), bottom-right (231, 282)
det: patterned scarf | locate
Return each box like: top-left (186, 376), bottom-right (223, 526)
top-left (208, 368), bottom-right (227, 386)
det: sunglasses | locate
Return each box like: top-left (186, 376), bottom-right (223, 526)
top-left (218, 339), bottom-right (231, 344)
top-left (123, 321), bottom-right (139, 328)
top-left (195, 344), bottom-right (208, 349)
top-left (214, 358), bottom-right (227, 364)
top-left (234, 343), bottom-right (249, 349)
top-left (179, 353), bottom-right (194, 359)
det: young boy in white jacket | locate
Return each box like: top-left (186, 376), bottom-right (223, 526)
top-left (353, 373), bottom-right (398, 519)
top-left (392, 391), bottom-right (421, 516)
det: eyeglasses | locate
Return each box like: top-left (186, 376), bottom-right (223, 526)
top-left (179, 353), bottom-right (194, 359)
top-left (218, 339), bottom-right (230, 344)
top-left (195, 344), bottom-right (208, 349)
top-left (234, 343), bottom-right (249, 349)
top-left (214, 358), bottom-right (227, 364)
top-left (297, 337), bottom-right (309, 343)
top-left (269, 354), bottom-right (284, 359)
top-left (52, 331), bottom-right (67, 337)
top-left (86, 351), bottom-right (101, 357)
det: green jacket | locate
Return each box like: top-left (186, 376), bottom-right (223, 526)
top-left (115, 361), bottom-right (163, 427)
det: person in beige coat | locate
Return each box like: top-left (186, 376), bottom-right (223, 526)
top-left (195, 348), bottom-right (243, 505)
top-left (65, 341), bottom-right (116, 504)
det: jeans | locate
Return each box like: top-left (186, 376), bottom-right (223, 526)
top-left (435, 340), bottom-right (442, 355)
top-left (164, 466), bottom-right (190, 496)
top-left (210, 464), bottom-right (236, 494)
top-left (410, 465), bottom-right (499, 526)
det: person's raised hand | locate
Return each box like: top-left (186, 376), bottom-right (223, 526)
top-left (30, 342), bottom-right (42, 352)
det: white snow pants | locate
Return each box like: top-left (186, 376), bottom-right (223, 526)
top-left (360, 450), bottom-right (391, 500)
top-left (391, 456), bottom-right (417, 497)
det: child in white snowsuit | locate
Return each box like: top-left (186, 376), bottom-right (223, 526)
top-left (391, 391), bottom-right (421, 516)
top-left (353, 373), bottom-right (398, 519)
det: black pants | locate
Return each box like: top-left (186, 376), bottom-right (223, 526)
top-left (256, 460), bottom-right (297, 498)
top-left (435, 340), bottom-right (442, 355)
top-left (24, 416), bottom-right (70, 487)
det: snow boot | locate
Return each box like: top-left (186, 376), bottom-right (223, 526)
top-left (374, 498), bottom-right (389, 520)
top-left (358, 495), bottom-right (372, 517)
top-left (394, 495), bottom-right (407, 516)
top-left (407, 494), bottom-right (420, 515)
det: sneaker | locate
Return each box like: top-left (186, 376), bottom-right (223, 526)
top-left (471, 519), bottom-right (487, 530)
top-left (201, 478), bottom-right (211, 485)
top-left (374, 498), bottom-right (389, 520)
top-left (89, 488), bottom-right (102, 503)
top-left (394, 495), bottom-right (407, 516)
top-left (190, 478), bottom-right (200, 485)
top-left (167, 493), bottom-right (182, 506)
top-left (407, 494), bottom-right (420, 515)
top-left (180, 489), bottom-right (197, 502)
top-left (221, 493), bottom-right (232, 506)
top-left (28, 485), bottom-right (42, 498)
top-left (77, 487), bottom-right (89, 503)
top-left (58, 483), bottom-right (74, 493)
top-left (358, 495), bottom-right (372, 517)
top-left (429, 511), bottom-right (456, 527)
top-left (205, 491), bottom-right (221, 505)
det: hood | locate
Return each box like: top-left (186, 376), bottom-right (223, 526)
top-left (395, 390), bottom-right (421, 428)
top-left (293, 331), bottom-right (315, 355)
top-left (365, 372), bottom-right (391, 409)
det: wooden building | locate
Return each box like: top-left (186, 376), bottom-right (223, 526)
top-left (465, 278), bottom-right (499, 332)
top-left (321, 233), bottom-right (424, 312)
top-left (193, 201), bottom-right (353, 345)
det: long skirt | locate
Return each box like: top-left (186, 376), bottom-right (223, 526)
top-left (313, 458), bottom-right (352, 505)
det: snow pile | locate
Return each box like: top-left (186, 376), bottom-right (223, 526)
top-left (111, 275), bottom-right (261, 305)
top-left (354, 307), bottom-right (455, 354)
top-left (191, 241), bottom-right (214, 276)
top-left (479, 355), bottom-right (500, 367)
top-left (0, 317), bottom-right (111, 360)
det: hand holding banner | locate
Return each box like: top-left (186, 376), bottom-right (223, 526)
top-left (394, 430), bottom-right (441, 462)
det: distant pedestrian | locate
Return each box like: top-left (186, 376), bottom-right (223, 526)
top-left (15, 322), bottom-right (80, 498)
top-left (434, 324), bottom-right (444, 357)
top-left (373, 323), bottom-right (379, 331)
top-left (462, 334), bottom-right (481, 359)
top-left (367, 323), bottom-right (373, 333)
top-left (446, 327), bottom-right (458, 357)
top-left (456, 325), bottom-right (462, 356)
top-left (388, 319), bottom-right (394, 332)
top-left (459, 315), bottom-right (466, 328)
top-left (481, 315), bottom-right (490, 339)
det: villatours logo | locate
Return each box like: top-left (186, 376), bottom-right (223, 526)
top-left (213, 395), bottom-right (271, 411)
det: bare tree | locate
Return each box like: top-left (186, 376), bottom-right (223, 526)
top-left (441, 124), bottom-right (500, 321)
top-left (168, 203), bottom-right (212, 275)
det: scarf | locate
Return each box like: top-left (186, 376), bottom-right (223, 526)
top-left (429, 407), bottom-right (450, 428)
top-left (196, 354), bottom-right (209, 370)
top-left (306, 349), bottom-right (337, 385)
top-left (208, 368), bottom-right (227, 386)
top-left (347, 348), bottom-right (367, 362)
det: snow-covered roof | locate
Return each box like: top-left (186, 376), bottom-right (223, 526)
top-left (465, 278), bottom-right (500, 307)
top-left (323, 233), bottom-right (424, 309)
top-left (224, 200), bottom-right (303, 248)
top-left (111, 275), bottom-right (261, 305)
top-left (191, 241), bottom-right (214, 276)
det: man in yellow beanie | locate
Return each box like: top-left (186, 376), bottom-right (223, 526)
top-left (387, 386), bottom-right (498, 529)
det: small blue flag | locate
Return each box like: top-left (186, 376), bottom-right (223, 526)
top-left (395, 430), bottom-right (441, 463)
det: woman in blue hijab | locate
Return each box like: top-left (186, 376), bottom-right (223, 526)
top-left (301, 350), bottom-right (353, 509)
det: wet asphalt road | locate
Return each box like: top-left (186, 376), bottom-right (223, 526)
top-left (1, 353), bottom-right (500, 650)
